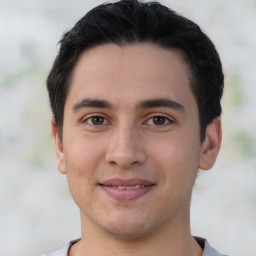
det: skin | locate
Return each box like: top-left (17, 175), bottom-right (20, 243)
top-left (51, 43), bottom-right (222, 256)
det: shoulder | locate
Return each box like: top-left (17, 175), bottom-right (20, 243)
top-left (195, 237), bottom-right (228, 256)
top-left (41, 239), bottom-right (80, 256)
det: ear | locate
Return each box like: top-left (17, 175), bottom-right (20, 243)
top-left (51, 118), bottom-right (67, 174)
top-left (199, 117), bottom-right (222, 170)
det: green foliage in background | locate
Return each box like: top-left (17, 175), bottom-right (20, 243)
top-left (222, 68), bottom-right (256, 164)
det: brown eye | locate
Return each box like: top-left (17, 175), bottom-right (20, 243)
top-left (152, 116), bottom-right (167, 125)
top-left (87, 116), bottom-right (106, 125)
top-left (92, 116), bottom-right (104, 125)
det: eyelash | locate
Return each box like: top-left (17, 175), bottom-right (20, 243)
top-left (144, 115), bottom-right (173, 126)
top-left (82, 114), bottom-right (173, 127)
top-left (83, 115), bottom-right (110, 126)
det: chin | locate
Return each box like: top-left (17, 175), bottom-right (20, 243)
top-left (100, 212), bottom-right (154, 240)
top-left (104, 225), bottom-right (149, 240)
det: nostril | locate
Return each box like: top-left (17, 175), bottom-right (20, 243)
top-left (107, 157), bottom-right (142, 169)
top-left (109, 160), bottom-right (117, 166)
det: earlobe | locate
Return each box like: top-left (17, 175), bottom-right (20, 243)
top-left (199, 117), bottom-right (222, 171)
top-left (51, 118), bottom-right (67, 174)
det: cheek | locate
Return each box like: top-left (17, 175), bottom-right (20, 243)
top-left (149, 133), bottom-right (201, 180)
top-left (63, 136), bottom-right (104, 197)
top-left (64, 134), bottom-right (104, 171)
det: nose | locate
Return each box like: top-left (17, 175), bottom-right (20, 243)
top-left (105, 124), bottom-right (146, 169)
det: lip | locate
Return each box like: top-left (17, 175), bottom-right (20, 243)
top-left (99, 178), bottom-right (155, 201)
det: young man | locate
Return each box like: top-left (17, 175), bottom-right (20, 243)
top-left (43, 0), bottom-right (226, 255)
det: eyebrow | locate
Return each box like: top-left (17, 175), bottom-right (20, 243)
top-left (138, 98), bottom-right (185, 112)
top-left (72, 98), bottom-right (184, 112)
top-left (72, 98), bottom-right (112, 112)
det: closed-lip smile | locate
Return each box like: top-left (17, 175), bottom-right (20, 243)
top-left (99, 178), bottom-right (155, 201)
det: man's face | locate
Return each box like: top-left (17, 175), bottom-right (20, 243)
top-left (52, 43), bottom-right (220, 239)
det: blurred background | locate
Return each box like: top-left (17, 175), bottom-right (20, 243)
top-left (0, 0), bottom-right (255, 255)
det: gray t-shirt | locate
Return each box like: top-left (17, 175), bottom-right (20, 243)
top-left (42, 237), bottom-right (228, 256)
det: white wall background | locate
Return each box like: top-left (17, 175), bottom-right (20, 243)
top-left (0, 0), bottom-right (255, 255)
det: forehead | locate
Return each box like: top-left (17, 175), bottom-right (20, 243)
top-left (73, 43), bottom-right (190, 83)
top-left (66, 43), bottom-right (196, 111)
